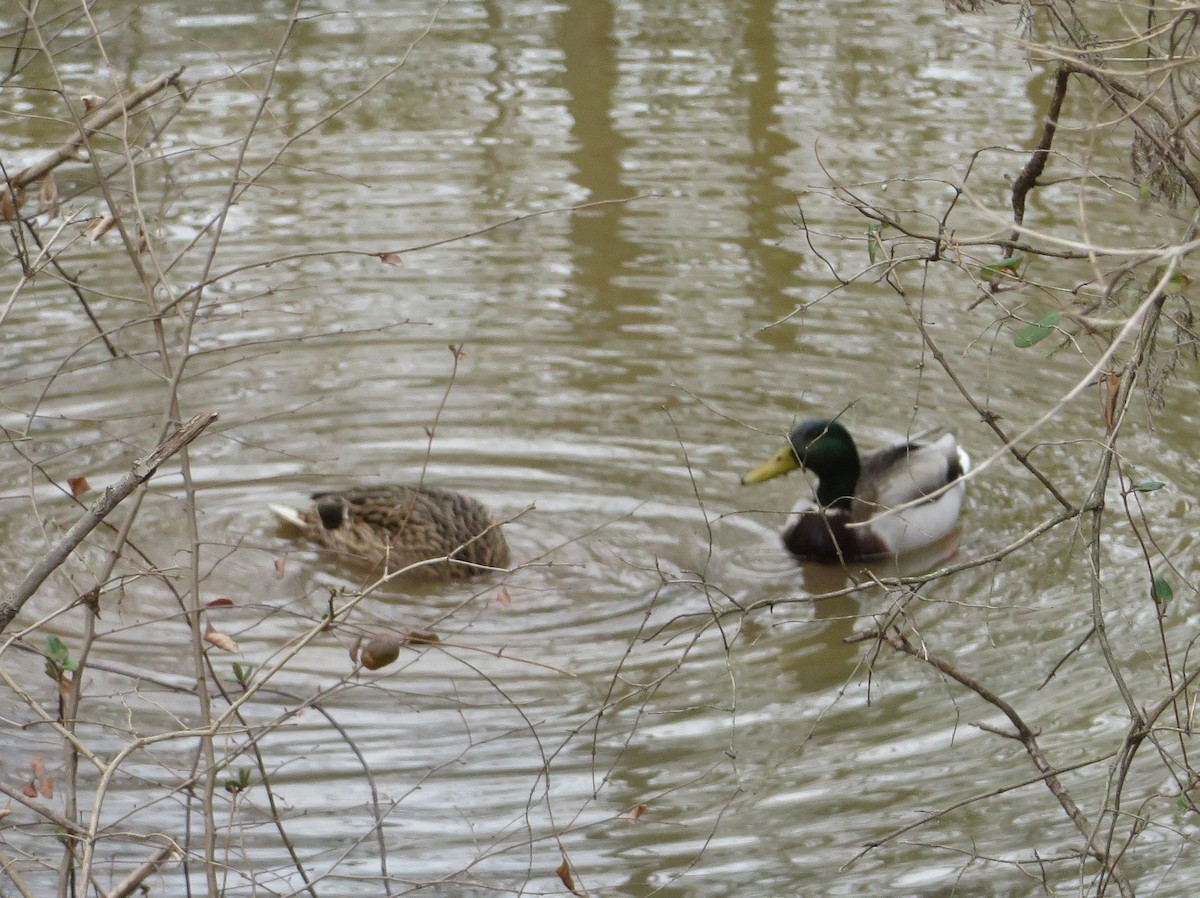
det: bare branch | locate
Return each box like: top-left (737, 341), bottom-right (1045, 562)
top-left (0, 412), bottom-right (217, 634)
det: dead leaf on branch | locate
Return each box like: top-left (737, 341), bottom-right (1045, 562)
top-left (360, 634), bottom-right (403, 670)
top-left (67, 476), bottom-right (90, 497)
top-left (26, 759), bottom-right (52, 800)
top-left (78, 586), bottom-right (101, 617)
top-left (38, 175), bottom-right (59, 219)
top-left (623, 803), bottom-right (646, 822)
top-left (379, 252), bottom-right (404, 267)
top-left (495, 586), bottom-right (512, 608)
top-left (403, 628), bottom-right (440, 646)
top-left (353, 628), bottom-right (442, 671)
top-left (206, 598), bottom-right (234, 609)
top-left (555, 857), bottom-right (584, 896)
top-left (80, 94), bottom-right (105, 113)
top-left (0, 186), bottom-right (23, 221)
top-left (203, 622), bottom-right (240, 654)
top-left (273, 557), bottom-right (286, 579)
top-left (89, 213), bottom-right (117, 242)
top-left (1101, 371), bottom-right (1121, 432)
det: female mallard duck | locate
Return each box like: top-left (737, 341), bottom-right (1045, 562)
top-left (269, 484), bottom-right (510, 579)
top-left (742, 419), bottom-right (969, 563)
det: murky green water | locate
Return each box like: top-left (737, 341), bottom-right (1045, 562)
top-left (3, 2), bottom-right (1199, 896)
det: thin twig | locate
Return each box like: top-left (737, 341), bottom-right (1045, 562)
top-left (0, 412), bottom-right (218, 634)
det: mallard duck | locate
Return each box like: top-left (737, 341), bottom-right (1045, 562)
top-left (269, 484), bottom-right (510, 579)
top-left (742, 419), bottom-right (969, 563)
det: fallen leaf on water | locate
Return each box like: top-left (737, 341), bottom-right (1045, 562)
top-left (379, 252), bottom-right (404, 267)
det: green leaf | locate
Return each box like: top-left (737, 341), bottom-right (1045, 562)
top-left (1132, 481), bottom-right (1166, 493)
top-left (1152, 576), bottom-right (1174, 605)
top-left (232, 662), bottom-right (255, 687)
top-left (980, 255), bottom-right (1023, 279)
top-left (866, 223), bottom-right (882, 265)
top-left (1152, 265), bottom-right (1191, 294)
top-left (225, 767), bottom-right (253, 794)
top-left (1014, 312), bottom-right (1061, 348)
top-left (44, 636), bottom-right (78, 674)
top-left (46, 636), bottom-right (70, 666)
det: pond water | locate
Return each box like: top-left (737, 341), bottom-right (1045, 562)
top-left (2, 2), bottom-right (1199, 896)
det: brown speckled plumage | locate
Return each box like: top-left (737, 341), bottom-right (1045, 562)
top-left (280, 484), bottom-right (509, 578)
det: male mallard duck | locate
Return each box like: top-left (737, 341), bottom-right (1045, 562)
top-left (269, 484), bottom-right (510, 579)
top-left (742, 419), bottom-right (969, 563)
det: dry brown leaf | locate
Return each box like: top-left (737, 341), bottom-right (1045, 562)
top-left (206, 598), bottom-right (234, 609)
top-left (30, 758), bottom-right (44, 777)
top-left (21, 781), bottom-right (37, 799)
top-left (349, 635), bottom-right (363, 664)
top-left (204, 629), bottom-right (240, 654)
top-left (38, 777), bottom-right (53, 800)
top-left (1101, 371), bottom-right (1120, 432)
top-left (78, 586), bottom-right (101, 617)
top-left (89, 213), bottom-right (117, 242)
top-left (495, 586), bottom-right (512, 608)
top-left (379, 252), bottom-right (404, 267)
top-left (273, 557), bottom-right (286, 579)
top-left (623, 803), bottom-right (646, 822)
top-left (38, 175), bottom-right (59, 219)
top-left (555, 857), bottom-right (583, 896)
top-left (403, 629), bottom-right (441, 646)
top-left (0, 187), bottom-right (22, 221)
top-left (360, 634), bottom-right (403, 670)
top-left (0, 805), bottom-right (12, 820)
top-left (448, 343), bottom-right (466, 360)
top-left (67, 476), bottom-right (90, 497)
top-left (134, 230), bottom-right (150, 254)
